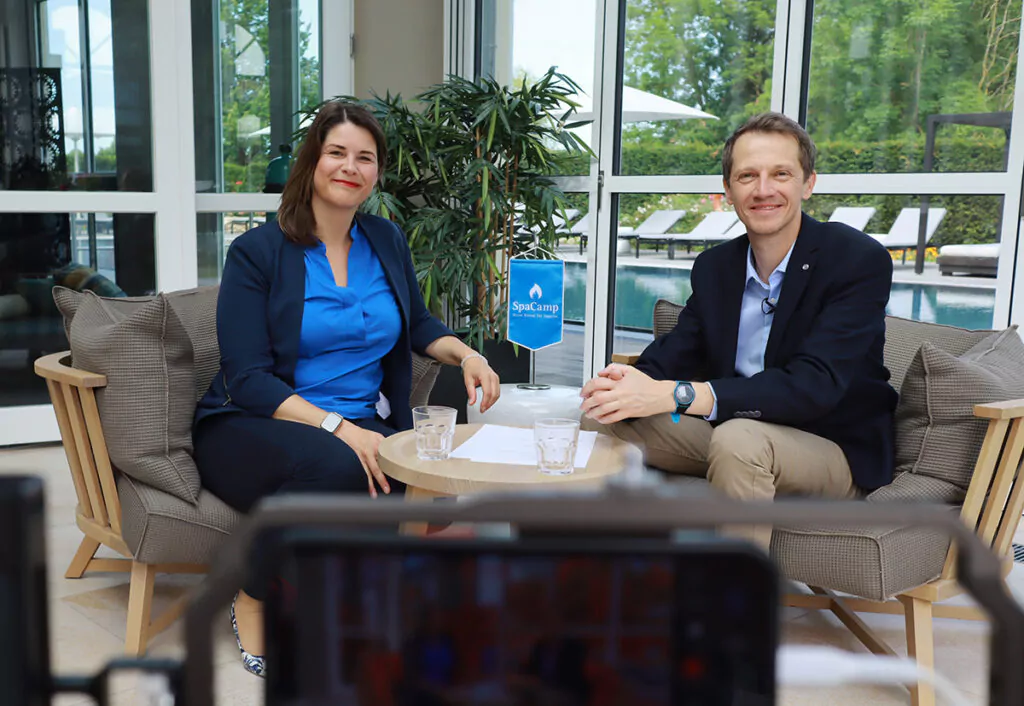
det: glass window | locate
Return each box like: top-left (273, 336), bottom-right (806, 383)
top-left (196, 211), bottom-right (269, 285)
top-left (0, 211), bottom-right (154, 407)
top-left (192, 0), bottom-right (322, 194)
top-left (806, 193), bottom-right (1002, 329)
top-left (608, 193), bottom-right (1002, 358)
top-left (806, 0), bottom-right (1017, 173)
top-left (477, 0), bottom-right (597, 176)
top-left (0, 0), bottom-right (152, 191)
top-left (619, 0), bottom-right (778, 176)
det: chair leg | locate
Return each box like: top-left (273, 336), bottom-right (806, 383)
top-left (65, 536), bottom-right (101, 579)
top-left (899, 595), bottom-right (936, 706)
top-left (125, 561), bottom-right (156, 657)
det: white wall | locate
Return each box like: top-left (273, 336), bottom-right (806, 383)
top-left (353, 0), bottom-right (444, 99)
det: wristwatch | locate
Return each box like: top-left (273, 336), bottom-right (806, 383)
top-left (671, 381), bottom-right (696, 423)
top-left (320, 412), bottom-right (344, 434)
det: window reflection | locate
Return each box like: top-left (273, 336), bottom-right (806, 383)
top-left (0, 0), bottom-right (153, 191)
top-left (193, 0), bottom-right (321, 194)
top-left (0, 211), bottom-right (154, 407)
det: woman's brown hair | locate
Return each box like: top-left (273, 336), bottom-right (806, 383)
top-left (276, 100), bottom-right (388, 246)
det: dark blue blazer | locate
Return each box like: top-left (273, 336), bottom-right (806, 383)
top-left (194, 213), bottom-right (453, 432)
top-left (635, 213), bottom-right (898, 491)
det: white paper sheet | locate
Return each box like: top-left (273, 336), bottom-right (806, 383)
top-left (449, 424), bottom-right (598, 467)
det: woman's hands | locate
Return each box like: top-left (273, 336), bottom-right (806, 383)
top-left (424, 337), bottom-right (503, 413)
top-left (462, 355), bottom-right (501, 413)
top-left (334, 421), bottom-right (391, 497)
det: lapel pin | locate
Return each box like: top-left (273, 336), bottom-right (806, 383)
top-left (802, 264), bottom-right (809, 271)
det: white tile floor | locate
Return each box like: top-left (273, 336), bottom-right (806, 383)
top-left (1, 442), bottom-right (1021, 705)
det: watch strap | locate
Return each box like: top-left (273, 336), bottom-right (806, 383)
top-left (671, 381), bottom-right (694, 424)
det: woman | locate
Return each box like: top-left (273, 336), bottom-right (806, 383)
top-left (193, 101), bottom-right (501, 677)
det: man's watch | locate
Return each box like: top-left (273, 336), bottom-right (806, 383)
top-left (320, 412), bottom-right (344, 434)
top-left (671, 381), bottom-right (696, 423)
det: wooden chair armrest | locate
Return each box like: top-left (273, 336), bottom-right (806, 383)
top-left (974, 398), bottom-right (1024, 420)
top-left (34, 351), bottom-right (107, 389)
top-left (610, 352), bottom-right (640, 365)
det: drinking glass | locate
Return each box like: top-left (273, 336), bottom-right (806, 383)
top-left (412, 406), bottom-right (457, 460)
top-left (534, 418), bottom-right (580, 475)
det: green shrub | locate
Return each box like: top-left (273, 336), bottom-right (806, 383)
top-left (600, 136), bottom-right (1007, 246)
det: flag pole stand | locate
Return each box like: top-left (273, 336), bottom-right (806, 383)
top-left (517, 348), bottom-right (549, 391)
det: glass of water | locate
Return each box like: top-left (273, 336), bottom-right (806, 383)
top-left (534, 418), bottom-right (580, 475)
top-left (412, 406), bottom-right (458, 460)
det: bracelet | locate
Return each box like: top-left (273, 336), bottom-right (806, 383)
top-left (459, 352), bottom-right (487, 370)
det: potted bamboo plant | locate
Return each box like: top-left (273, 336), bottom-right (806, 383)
top-left (298, 69), bottom-right (591, 396)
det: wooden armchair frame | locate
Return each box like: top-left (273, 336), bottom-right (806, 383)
top-left (35, 352), bottom-right (207, 656)
top-left (613, 348), bottom-right (1024, 706)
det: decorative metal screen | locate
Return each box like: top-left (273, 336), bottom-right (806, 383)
top-left (0, 68), bottom-right (67, 190)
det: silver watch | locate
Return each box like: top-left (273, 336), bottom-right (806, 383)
top-left (319, 412), bottom-right (343, 434)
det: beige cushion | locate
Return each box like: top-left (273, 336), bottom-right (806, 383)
top-left (894, 328), bottom-right (1024, 493)
top-left (118, 474), bottom-right (239, 564)
top-left (883, 316), bottom-right (997, 393)
top-left (53, 286), bottom-right (220, 504)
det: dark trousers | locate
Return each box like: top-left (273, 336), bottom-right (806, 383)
top-left (193, 412), bottom-right (403, 599)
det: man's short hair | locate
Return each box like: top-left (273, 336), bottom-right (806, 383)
top-left (722, 112), bottom-right (817, 183)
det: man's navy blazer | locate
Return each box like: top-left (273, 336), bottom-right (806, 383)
top-left (194, 213), bottom-right (453, 432)
top-left (635, 212), bottom-right (898, 491)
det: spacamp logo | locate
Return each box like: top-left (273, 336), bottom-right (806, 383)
top-left (513, 281), bottom-right (559, 313)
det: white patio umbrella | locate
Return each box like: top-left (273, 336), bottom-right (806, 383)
top-left (244, 113), bottom-right (314, 139)
top-left (571, 85), bottom-right (717, 123)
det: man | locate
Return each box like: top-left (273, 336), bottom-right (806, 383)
top-left (580, 112), bottom-right (897, 548)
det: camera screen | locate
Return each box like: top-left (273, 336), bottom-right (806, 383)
top-left (265, 538), bottom-right (776, 706)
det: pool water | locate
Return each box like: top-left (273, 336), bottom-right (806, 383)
top-left (563, 262), bottom-right (995, 331)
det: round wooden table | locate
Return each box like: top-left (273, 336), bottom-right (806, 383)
top-left (379, 423), bottom-right (640, 534)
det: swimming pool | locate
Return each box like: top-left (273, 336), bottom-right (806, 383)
top-left (563, 262), bottom-right (996, 331)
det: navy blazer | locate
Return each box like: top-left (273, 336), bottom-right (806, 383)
top-left (194, 213), bottom-right (453, 432)
top-left (635, 213), bottom-right (898, 491)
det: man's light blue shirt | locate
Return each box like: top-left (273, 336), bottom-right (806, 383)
top-left (705, 242), bottom-right (795, 420)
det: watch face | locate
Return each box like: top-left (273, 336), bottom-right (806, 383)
top-left (675, 383), bottom-right (695, 406)
top-left (322, 413), bottom-right (342, 433)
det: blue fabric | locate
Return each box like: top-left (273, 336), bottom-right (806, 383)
top-left (194, 215), bottom-right (454, 432)
top-left (294, 222), bottom-right (401, 419)
top-left (706, 243), bottom-right (793, 420)
top-left (635, 213), bottom-right (898, 491)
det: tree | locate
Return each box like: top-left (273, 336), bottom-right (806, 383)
top-left (623, 0), bottom-right (776, 148)
top-left (621, 0), bottom-right (1018, 151)
top-left (805, 0), bottom-right (1012, 142)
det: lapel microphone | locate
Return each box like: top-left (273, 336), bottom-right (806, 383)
top-left (762, 296), bottom-right (777, 315)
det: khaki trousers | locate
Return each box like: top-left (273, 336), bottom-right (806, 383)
top-left (582, 413), bottom-right (857, 549)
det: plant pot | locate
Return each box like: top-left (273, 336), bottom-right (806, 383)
top-left (427, 339), bottom-right (532, 423)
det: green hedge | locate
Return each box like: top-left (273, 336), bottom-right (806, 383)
top-left (564, 136), bottom-right (1008, 247)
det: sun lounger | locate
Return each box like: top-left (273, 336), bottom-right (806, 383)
top-left (648, 211), bottom-right (740, 259)
top-left (828, 206), bottom-right (876, 231)
top-left (937, 243), bottom-right (1000, 278)
top-left (869, 207), bottom-right (947, 263)
top-left (578, 209), bottom-right (682, 256)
